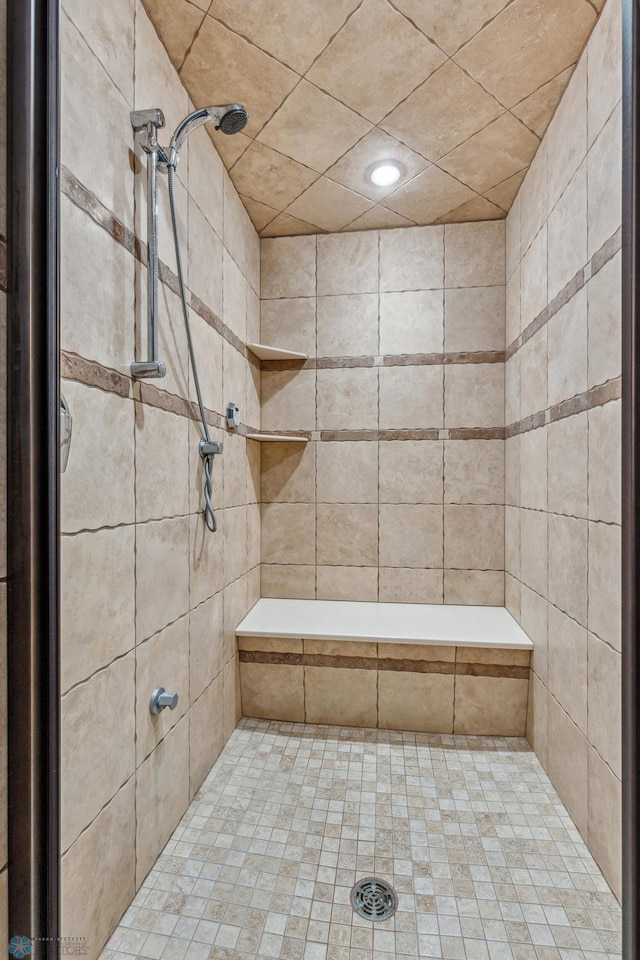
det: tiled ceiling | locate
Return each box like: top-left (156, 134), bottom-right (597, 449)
top-left (143, 0), bottom-right (603, 236)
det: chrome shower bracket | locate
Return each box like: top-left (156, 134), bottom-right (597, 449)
top-left (200, 439), bottom-right (223, 458)
top-left (131, 108), bottom-right (168, 380)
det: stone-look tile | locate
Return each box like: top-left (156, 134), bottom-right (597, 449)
top-left (383, 165), bottom-right (477, 225)
top-left (65, 0), bottom-right (134, 101)
top-left (379, 365), bottom-right (443, 430)
top-left (261, 297), bottom-right (316, 356)
top-left (136, 616), bottom-right (190, 765)
top-left (305, 667), bottom-right (377, 727)
top-left (137, 0), bottom-right (205, 72)
top-left (444, 286), bottom-right (505, 353)
top-left (61, 780), bottom-right (135, 956)
top-left (305, 638), bottom-right (377, 658)
top-left (512, 68), bottom-right (573, 140)
top-left (261, 369), bottom-right (316, 432)
top-left (317, 504), bottom-right (378, 566)
top-left (379, 226), bottom-right (444, 292)
top-left (520, 224), bottom-right (547, 331)
top-left (379, 504), bottom-right (443, 568)
top-left (223, 341), bottom-right (247, 429)
top-left (438, 194), bottom-right (506, 225)
top-left (187, 313), bottom-right (222, 416)
top-left (549, 291), bottom-right (589, 407)
top-left (454, 0), bottom-right (596, 108)
top-left (444, 364), bottom-right (504, 428)
top-left (444, 222), bottom-right (505, 289)
top-left (61, 527), bottom-right (135, 693)
top-left (188, 121), bottom-right (224, 239)
top-left (454, 677), bottom-right (528, 736)
top-left (547, 604), bottom-right (588, 733)
top-left (588, 251), bottom-right (621, 389)
top-left (519, 508), bottom-right (547, 597)
top-left (317, 294), bottom-right (379, 357)
top-left (588, 745), bottom-right (622, 901)
top-left (546, 59), bottom-right (587, 210)
top-left (135, 403), bottom-right (189, 522)
top-left (260, 211), bottom-right (325, 238)
top-left (547, 514), bottom-right (588, 626)
top-left (285, 177), bottom-right (374, 233)
top-left (378, 568), bottom-right (443, 603)
top-left (61, 382), bottom-right (135, 533)
top-left (223, 576), bottom-right (249, 665)
top-left (61, 653), bottom-right (135, 852)
top-left (505, 265), bottom-right (521, 346)
top-left (325, 128), bottom-right (429, 204)
top-left (519, 426), bottom-right (547, 511)
top-left (519, 140), bottom-right (548, 255)
top-left (257, 79), bottom-right (372, 174)
top-left (589, 399), bottom-right (621, 524)
top-left (261, 441), bottom-right (316, 504)
top-left (62, 14), bottom-right (134, 229)
top-left (316, 231), bottom-right (378, 296)
top-left (188, 198), bottom-right (224, 320)
top-left (548, 412), bottom-right (588, 518)
top-left (444, 505), bottom-right (504, 571)
top-left (506, 192), bottom-right (521, 279)
top-left (221, 433), bottom-right (249, 510)
top-left (306, 0), bottom-right (445, 124)
top-left (459, 647), bottom-right (531, 667)
top-left (588, 520), bottom-right (621, 652)
top-left (190, 592), bottom-right (224, 704)
top-left (261, 503), bottom-right (315, 565)
top-left (378, 672), bottom-right (454, 734)
top-left (61, 197), bottom-right (135, 370)
top-left (588, 633), bottom-right (621, 778)
top-left (223, 656), bottom-right (241, 740)
top-left (519, 328), bottom-right (547, 419)
top-left (527, 673), bottom-right (549, 769)
top-left (505, 436), bottom-right (520, 507)
top-left (135, 719), bottom-right (190, 886)
top-left (240, 663), bottom-right (304, 722)
top-left (345, 204), bottom-right (417, 232)
top-left (231, 141), bottom-right (318, 214)
top-left (379, 440), bottom-right (443, 505)
top-left (189, 672), bottom-right (224, 797)
top-left (520, 585), bottom-right (548, 681)
top-left (587, 0), bottom-right (622, 147)
top-left (505, 505), bottom-right (520, 580)
top-left (239, 635), bottom-right (303, 653)
top-left (505, 354), bottom-right (520, 431)
top-left (261, 236), bottom-right (316, 299)
top-left (588, 103), bottom-right (622, 261)
top-left (444, 440), bottom-right (504, 505)
top-left (316, 442), bottom-right (378, 503)
top-left (221, 505), bottom-right (249, 587)
top-left (379, 290), bottom-right (444, 355)
top-left (316, 566), bottom-right (378, 602)
top-left (224, 175), bottom-right (251, 277)
top-left (548, 162), bottom-right (588, 301)
top-left (444, 570), bottom-right (504, 605)
top-left (547, 695), bottom-right (589, 837)
top-left (317, 367), bottom-right (379, 430)
top-left (485, 168), bottom-right (528, 211)
top-left (222, 250), bottom-right (247, 342)
top-left (136, 517), bottom-right (190, 642)
top-left (261, 564), bottom-right (316, 599)
top-left (439, 113), bottom-right (539, 195)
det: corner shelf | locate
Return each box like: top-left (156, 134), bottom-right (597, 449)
top-left (246, 342), bottom-right (308, 361)
top-left (246, 433), bottom-right (309, 443)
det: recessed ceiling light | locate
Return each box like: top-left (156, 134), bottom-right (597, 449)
top-left (370, 161), bottom-right (402, 187)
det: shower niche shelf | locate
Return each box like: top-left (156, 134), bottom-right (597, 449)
top-left (246, 342), bottom-right (308, 361)
top-left (245, 433), bottom-right (308, 443)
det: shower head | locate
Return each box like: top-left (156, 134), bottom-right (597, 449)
top-left (167, 103), bottom-right (248, 170)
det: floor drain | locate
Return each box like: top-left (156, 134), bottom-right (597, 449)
top-left (351, 877), bottom-right (398, 921)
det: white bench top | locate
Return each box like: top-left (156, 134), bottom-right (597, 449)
top-left (236, 599), bottom-right (533, 650)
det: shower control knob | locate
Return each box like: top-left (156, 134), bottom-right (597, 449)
top-left (150, 687), bottom-right (179, 715)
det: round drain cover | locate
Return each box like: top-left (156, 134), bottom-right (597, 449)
top-left (351, 877), bottom-right (398, 921)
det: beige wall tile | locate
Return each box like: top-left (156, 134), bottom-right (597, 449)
top-left (304, 639), bottom-right (377, 658)
top-left (505, 505), bottom-right (520, 580)
top-left (222, 250), bottom-right (247, 342)
top-left (223, 576), bottom-right (249, 664)
top-left (188, 121), bottom-right (224, 239)
top-left (589, 399), bottom-right (621, 524)
top-left (379, 290), bottom-right (444, 355)
top-left (588, 745), bottom-right (622, 900)
top-left (379, 504), bottom-right (443, 568)
top-left (261, 441), bottom-right (316, 504)
top-left (547, 514), bottom-right (588, 626)
top-left (316, 566), bottom-right (378, 602)
top-left (188, 313), bottom-right (222, 416)
top-left (519, 141), bottom-right (548, 255)
top-left (587, 0), bottom-right (622, 147)
top-left (136, 517), bottom-right (190, 642)
top-left (238, 636), bottom-right (303, 654)
top-left (588, 520), bottom-right (621, 652)
top-left (588, 252), bottom-right (621, 388)
top-left (135, 403), bottom-right (190, 522)
top-left (520, 224), bottom-right (547, 331)
top-left (454, 676), bottom-right (528, 736)
top-left (519, 328), bottom-right (547, 419)
top-left (379, 226), bottom-right (444, 292)
top-left (317, 441), bottom-right (378, 503)
top-left (65, 0), bottom-right (134, 102)
top-left (135, 616), bottom-right (190, 765)
top-left (520, 586), bottom-right (548, 681)
top-left (444, 286), bottom-right (505, 353)
top-left (444, 222), bottom-right (505, 288)
top-left (261, 502), bottom-right (315, 565)
top-left (135, 719), bottom-right (190, 886)
top-left (547, 604), bottom-right (588, 733)
top-left (456, 647), bottom-right (530, 665)
top-left (445, 364), bottom-right (504, 428)
top-left (190, 592), bottom-right (224, 703)
top-left (305, 667), bottom-right (376, 727)
top-left (546, 59), bottom-right (587, 210)
top-left (378, 568), bottom-right (443, 604)
top-left (317, 503), bottom-right (378, 566)
top-left (547, 413), bottom-right (588, 518)
top-left (506, 264), bottom-right (521, 346)
top-left (444, 570), bottom-right (504, 605)
top-left (317, 231), bottom-right (378, 296)
top-left (317, 367), bottom-right (378, 430)
top-left (379, 642), bottom-right (455, 661)
top-left (188, 198), bottom-right (223, 319)
top-left (261, 236), bottom-right (316, 299)
top-left (261, 369), bottom-right (316, 432)
top-left (223, 656), bottom-right (241, 741)
top-left (379, 365), bottom-right (443, 430)
top-left (61, 653), bottom-right (136, 851)
top-left (519, 426), bottom-right (547, 511)
top-left (240, 663), bottom-right (304, 722)
top-left (527, 673), bottom-right (549, 769)
top-left (189, 673), bottom-right (224, 797)
top-left (379, 440), bottom-right (443, 505)
top-left (445, 504), bottom-right (504, 571)
top-left (547, 162), bottom-right (588, 301)
top-left (261, 297), bottom-right (316, 356)
top-left (519, 508), bottom-right (547, 597)
top-left (547, 696), bottom-right (589, 837)
top-left (317, 294), bottom-right (378, 357)
top-left (588, 633), bottom-right (621, 778)
top-left (221, 505), bottom-right (249, 586)
top-left (261, 564), bottom-right (316, 599)
top-left (378, 672), bottom-right (454, 733)
top-left (61, 527), bottom-right (135, 693)
top-left (444, 440), bottom-right (504, 505)
top-left (61, 780), bottom-right (135, 955)
top-left (588, 102), bottom-right (622, 260)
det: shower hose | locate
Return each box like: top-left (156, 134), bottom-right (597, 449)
top-left (167, 164), bottom-right (218, 533)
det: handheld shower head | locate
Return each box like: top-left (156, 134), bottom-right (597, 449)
top-left (167, 103), bottom-right (248, 169)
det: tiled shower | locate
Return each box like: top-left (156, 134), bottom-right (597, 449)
top-left (0, 0), bottom-right (620, 953)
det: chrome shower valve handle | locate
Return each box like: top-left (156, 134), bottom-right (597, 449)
top-left (149, 687), bottom-right (179, 715)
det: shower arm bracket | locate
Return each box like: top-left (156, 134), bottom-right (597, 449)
top-left (130, 109), bottom-right (168, 380)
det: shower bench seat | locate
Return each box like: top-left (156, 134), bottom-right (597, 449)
top-left (236, 599), bottom-right (533, 737)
